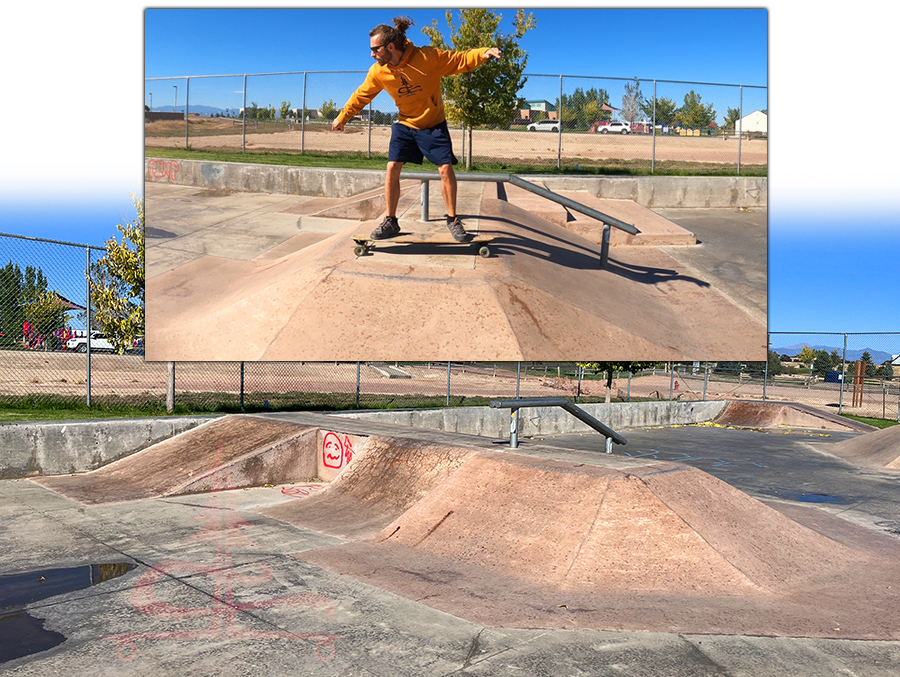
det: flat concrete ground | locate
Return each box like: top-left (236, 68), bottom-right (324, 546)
top-left (529, 425), bottom-right (900, 537)
top-left (3, 418), bottom-right (900, 675)
top-left (655, 207), bottom-right (767, 322)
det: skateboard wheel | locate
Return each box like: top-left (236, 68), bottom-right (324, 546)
top-left (478, 246), bottom-right (491, 258)
top-left (354, 244), bottom-right (367, 257)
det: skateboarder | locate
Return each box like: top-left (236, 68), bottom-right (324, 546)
top-left (332, 16), bottom-right (502, 241)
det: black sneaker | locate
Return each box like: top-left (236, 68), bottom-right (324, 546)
top-left (370, 216), bottom-right (400, 240)
top-left (446, 215), bottom-right (469, 242)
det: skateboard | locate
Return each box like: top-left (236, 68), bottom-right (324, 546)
top-left (351, 231), bottom-right (494, 258)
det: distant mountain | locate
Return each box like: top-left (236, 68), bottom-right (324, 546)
top-left (149, 105), bottom-right (230, 116)
top-left (771, 343), bottom-right (895, 364)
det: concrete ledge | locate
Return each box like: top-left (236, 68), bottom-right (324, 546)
top-left (0, 416), bottom-right (216, 479)
top-left (0, 402), bottom-right (729, 479)
top-left (146, 158), bottom-right (767, 209)
top-left (330, 400), bottom-right (730, 440)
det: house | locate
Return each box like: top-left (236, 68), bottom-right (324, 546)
top-left (736, 109), bottom-right (767, 134)
top-left (518, 100), bottom-right (558, 122)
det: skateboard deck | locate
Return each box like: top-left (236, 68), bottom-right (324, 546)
top-left (351, 231), bottom-right (494, 258)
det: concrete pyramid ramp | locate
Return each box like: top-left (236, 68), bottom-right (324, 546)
top-left (713, 400), bottom-right (872, 431)
top-left (295, 449), bottom-right (900, 638)
top-left (34, 416), bottom-right (318, 504)
top-left (145, 195), bottom-right (765, 361)
top-left (257, 436), bottom-right (475, 541)
top-left (827, 424), bottom-right (900, 470)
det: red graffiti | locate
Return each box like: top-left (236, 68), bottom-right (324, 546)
top-left (322, 432), bottom-right (354, 469)
top-left (281, 483), bottom-right (325, 497)
top-left (102, 436), bottom-right (342, 662)
top-left (147, 159), bottom-right (180, 182)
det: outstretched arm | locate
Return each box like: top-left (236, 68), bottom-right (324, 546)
top-left (484, 47), bottom-right (502, 61)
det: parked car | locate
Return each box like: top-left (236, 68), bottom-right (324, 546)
top-left (527, 119), bottom-right (560, 132)
top-left (599, 121), bottom-right (631, 134)
top-left (66, 332), bottom-right (115, 353)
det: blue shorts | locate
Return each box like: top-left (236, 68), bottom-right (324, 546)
top-left (388, 120), bottom-right (458, 166)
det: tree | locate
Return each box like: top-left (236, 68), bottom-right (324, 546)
top-left (559, 87), bottom-right (610, 129)
top-left (422, 9), bottom-right (536, 168)
top-left (724, 106), bottom-right (741, 130)
top-left (89, 194), bottom-right (144, 353)
top-left (620, 80), bottom-right (644, 124)
top-left (23, 291), bottom-right (71, 350)
top-left (813, 349), bottom-right (834, 376)
top-left (797, 346), bottom-right (817, 369)
top-left (0, 262), bottom-right (57, 342)
top-left (716, 361), bottom-right (744, 376)
top-left (579, 362), bottom-right (661, 403)
top-left (675, 90), bottom-right (716, 129)
top-left (747, 350), bottom-right (784, 380)
top-left (640, 96), bottom-right (677, 128)
top-left (861, 351), bottom-right (877, 376)
top-left (280, 101), bottom-right (292, 119)
top-left (319, 99), bottom-right (340, 121)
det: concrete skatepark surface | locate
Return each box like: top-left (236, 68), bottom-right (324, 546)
top-left (4, 401), bottom-right (900, 675)
top-left (144, 180), bottom-right (767, 361)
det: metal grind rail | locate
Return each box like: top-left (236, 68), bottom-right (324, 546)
top-left (400, 170), bottom-right (638, 269)
top-left (489, 397), bottom-right (627, 452)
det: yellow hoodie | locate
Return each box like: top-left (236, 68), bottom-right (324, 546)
top-left (336, 42), bottom-right (492, 130)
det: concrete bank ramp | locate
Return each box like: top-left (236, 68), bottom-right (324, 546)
top-left (291, 446), bottom-right (900, 639)
top-left (713, 400), bottom-right (872, 431)
top-left (827, 423), bottom-right (900, 470)
top-left (257, 436), bottom-right (475, 540)
top-left (33, 416), bottom-right (319, 504)
top-left (145, 194), bottom-right (765, 361)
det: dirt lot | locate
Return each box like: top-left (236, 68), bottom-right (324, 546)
top-left (144, 118), bottom-right (766, 166)
top-left (5, 353), bottom-right (889, 420)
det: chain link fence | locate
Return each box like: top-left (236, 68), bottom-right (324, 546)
top-left (145, 70), bottom-right (766, 175)
top-left (5, 234), bottom-right (895, 421)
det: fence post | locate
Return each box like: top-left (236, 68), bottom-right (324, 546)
top-left (576, 365), bottom-right (582, 403)
top-left (356, 362), bottom-right (361, 409)
top-left (301, 72), bottom-right (307, 154)
top-left (446, 362), bottom-right (451, 406)
top-left (184, 77), bottom-right (190, 150)
top-left (557, 75), bottom-right (563, 170)
top-left (838, 334), bottom-right (848, 414)
top-left (367, 102), bottom-right (372, 158)
top-left (763, 343), bottom-right (769, 401)
top-left (167, 362), bottom-right (175, 413)
top-left (737, 85), bottom-right (743, 174)
top-left (651, 80), bottom-right (657, 174)
top-left (241, 74), bottom-right (248, 153)
top-left (516, 362), bottom-right (521, 398)
top-left (240, 361), bottom-right (245, 411)
top-left (669, 362), bottom-right (675, 400)
top-left (85, 246), bottom-right (92, 408)
top-left (703, 361), bottom-right (709, 400)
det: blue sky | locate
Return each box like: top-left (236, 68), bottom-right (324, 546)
top-left (1, 2), bottom-right (898, 336)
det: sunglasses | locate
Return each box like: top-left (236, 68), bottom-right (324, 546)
top-left (370, 43), bottom-right (387, 53)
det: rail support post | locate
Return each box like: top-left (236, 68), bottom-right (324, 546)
top-left (510, 407), bottom-right (520, 448)
top-left (421, 180), bottom-right (429, 221)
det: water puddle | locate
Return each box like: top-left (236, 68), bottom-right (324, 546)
top-left (794, 493), bottom-right (844, 503)
top-left (1, 562), bottom-right (136, 664)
